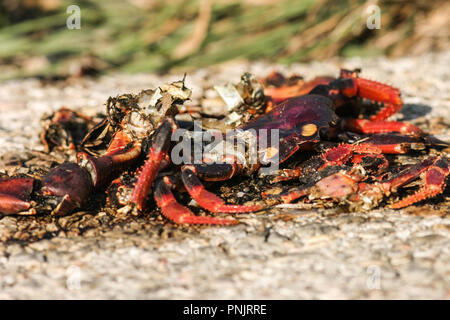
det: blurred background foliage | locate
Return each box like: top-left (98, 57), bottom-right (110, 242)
top-left (0, 0), bottom-right (448, 80)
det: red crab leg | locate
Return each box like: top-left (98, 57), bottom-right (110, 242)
top-left (154, 178), bottom-right (238, 225)
top-left (321, 144), bottom-right (389, 179)
top-left (387, 156), bottom-right (449, 209)
top-left (379, 157), bottom-right (437, 191)
top-left (129, 118), bottom-right (175, 211)
top-left (181, 166), bottom-right (265, 213)
top-left (343, 119), bottom-right (421, 136)
top-left (264, 76), bottom-right (334, 104)
top-left (262, 186), bottom-right (310, 204)
top-left (339, 69), bottom-right (403, 121)
top-left (334, 70), bottom-right (421, 135)
top-left (359, 133), bottom-right (430, 154)
top-left (319, 143), bottom-right (381, 168)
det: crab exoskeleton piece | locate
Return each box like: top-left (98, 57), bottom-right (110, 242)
top-left (263, 145), bottom-right (448, 212)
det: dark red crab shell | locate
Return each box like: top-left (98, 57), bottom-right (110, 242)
top-left (237, 94), bottom-right (338, 163)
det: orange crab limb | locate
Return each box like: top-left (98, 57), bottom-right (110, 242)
top-left (389, 158), bottom-right (449, 209)
top-left (319, 143), bottom-right (381, 168)
top-left (343, 119), bottom-right (421, 136)
top-left (181, 167), bottom-right (265, 213)
top-left (129, 119), bottom-right (175, 211)
top-left (154, 179), bottom-right (238, 225)
top-left (264, 76), bottom-right (334, 104)
top-left (339, 69), bottom-right (403, 121)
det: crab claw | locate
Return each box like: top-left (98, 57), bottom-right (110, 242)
top-left (0, 177), bottom-right (35, 215)
top-left (40, 163), bottom-right (94, 215)
top-left (0, 163), bottom-right (94, 216)
top-left (77, 144), bottom-right (141, 188)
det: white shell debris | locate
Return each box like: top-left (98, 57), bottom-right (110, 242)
top-left (214, 82), bottom-right (244, 111)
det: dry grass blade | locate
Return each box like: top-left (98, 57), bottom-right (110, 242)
top-left (172, 0), bottom-right (212, 59)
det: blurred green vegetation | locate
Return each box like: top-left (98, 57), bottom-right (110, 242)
top-left (0, 0), bottom-right (448, 80)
